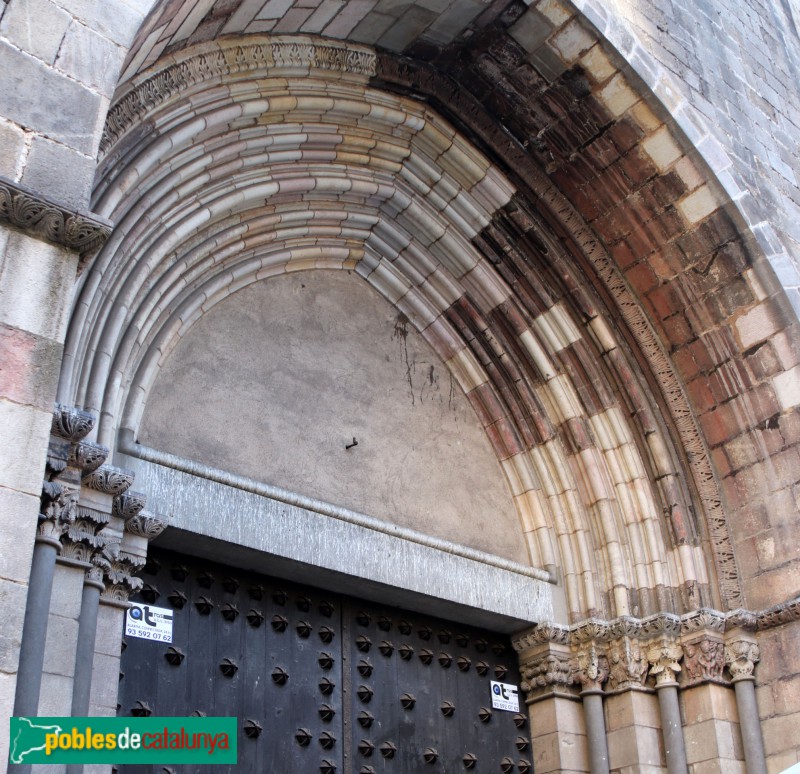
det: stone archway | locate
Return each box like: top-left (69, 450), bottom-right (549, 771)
top-left (1, 0), bottom-right (799, 771)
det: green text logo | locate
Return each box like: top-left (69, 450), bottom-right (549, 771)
top-left (9, 717), bottom-right (237, 764)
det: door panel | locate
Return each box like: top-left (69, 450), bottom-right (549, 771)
top-left (117, 549), bottom-right (531, 773)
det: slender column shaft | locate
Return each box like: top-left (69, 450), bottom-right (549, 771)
top-left (71, 580), bottom-right (103, 715)
top-left (733, 678), bottom-right (767, 774)
top-left (65, 580), bottom-right (103, 774)
top-left (656, 684), bottom-right (688, 774)
top-left (581, 691), bottom-right (610, 774)
top-left (13, 540), bottom-right (59, 717)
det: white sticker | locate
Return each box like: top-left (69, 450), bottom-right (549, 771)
top-left (125, 603), bottom-right (174, 643)
top-left (490, 681), bottom-right (520, 712)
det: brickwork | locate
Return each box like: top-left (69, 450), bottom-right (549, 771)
top-left (571, 0), bottom-right (800, 321)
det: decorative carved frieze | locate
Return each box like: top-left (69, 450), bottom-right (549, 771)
top-left (726, 609), bottom-right (758, 632)
top-left (681, 637), bottom-right (725, 686)
top-left (102, 37), bottom-right (377, 155)
top-left (0, 178), bottom-right (111, 256)
top-left (724, 639), bottom-right (760, 682)
top-left (681, 608), bottom-right (727, 635)
top-left (84, 465), bottom-right (135, 496)
top-left (513, 622), bottom-right (568, 651)
top-left (757, 596), bottom-right (800, 630)
top-left (646, 639), bottom-right (683, 688)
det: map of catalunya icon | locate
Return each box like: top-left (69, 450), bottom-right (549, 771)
top-left (9, 717), bottom-right (64, 763)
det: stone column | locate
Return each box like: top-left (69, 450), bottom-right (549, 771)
top-left (90, 497), bottom-right (168, 720)
top-left (36, 441), bottom-right (109, 722)
top-left (725, 636), bottom-right (767, 774)
top-left (647, 638), bottom-right (688, 774)
top-left (69, 465), bottom-right (134, 718)
top-left (13, 406), bottom-right (95, 719)
top-left (573, 645), bottom-right (610, 774)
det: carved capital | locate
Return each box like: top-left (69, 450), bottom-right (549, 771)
top-left (646, 639), bottom-right (683, 688)
top-left (520, 651), bottom-right (576, 696)
top-left (724, 639), bottom-right (759, 682)
top-left (84, 465), bottom-right (135, 496)
top-left (125, 510), bottom-right (169, 540)
top-left (51, 404), bottom-right (96, 442)
top-left (113, 490), bottom-right (147, 521)
top-left (573, 644), bottom-right (608, 693)
top-left (68, 440), bottom-right (109, 475)
top-left (0, 177), bottom-right (111, 256)
top-left (38, 480), bottom-right (78, 543)
top-left (606, 637), bottom-right (650, 692)
top-left (100, 541), bottom-right (145, 603)
top-left (681, 637), bottom-right (726, 686)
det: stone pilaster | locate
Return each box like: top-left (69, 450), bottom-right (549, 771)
top-left (678, 610), bottom-right (741, 772)
top-left (515, 626), bottom-right (588, 774)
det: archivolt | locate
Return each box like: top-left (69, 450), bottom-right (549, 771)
top-left (63, 35), bottom-right (722, 622)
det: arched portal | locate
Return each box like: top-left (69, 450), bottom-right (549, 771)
top-left (1, 0), bottom-right (798, 771)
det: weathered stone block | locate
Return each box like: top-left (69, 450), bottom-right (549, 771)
top-left (0, 401), bottom-right (52, 496)
top-left (0, 486), bottom-right (38, 584)
top-left (0, 324), bottom-right (64, 412)
top-left (762, 712), bottom-right (800, 757)
top-left (0, 117), bottom-right (25, 180)
top-left (0, 0), bottom-right (71, 65)
top-left (0, 40), bottom-right (102, 155)
top-left (94, 604), bottom-right (126, 657)
top-left (0, 670), bottom-right (18, 768)
top-left (0, 230), bottom-right (76, 341)
top-left (89, 651), bottom-right (121, 711)
top-left (684, 718), bottom-right (739, 763)
top-left (773, 364), bottom-right (800, 411)
top-left (36, 671), bottom-right (72, 715)
top-left (605, 690), bottom-right (661, 731)
top-left (533, 728), bottom-right (589, 773)
top-left (529, 694), bottom-right (585, 736)
top-left (509, 8), bottom-right (552, 55)
top-left (606, 723), bottom-right (663, 768)
top-left (49, 563), bottom-right (86, 621)
top-left (43, 614), bottom-right (79, 677)
top-left (56, 20), bottom-right (125, 98)
top-left (45, 0), bottom-right (144, 47)
top-left (20, 134), bottom-right (96, 211)
top-left (735, 300), bottom-right (788, 351)
top-left (681, 682), bottom-right (739, 724)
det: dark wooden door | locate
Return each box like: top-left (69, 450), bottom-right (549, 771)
top-left (117, 549), bottom-right (532, 773)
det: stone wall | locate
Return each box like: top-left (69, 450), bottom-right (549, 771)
top-left (138, 270), bottom-right (527, 564)
top-left (572, 0), bottom-right (800, 318)
top-left (0, 0), bottom-right (147, 767)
